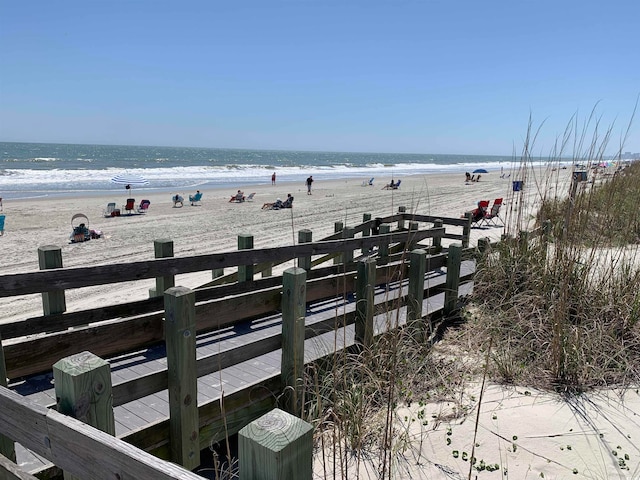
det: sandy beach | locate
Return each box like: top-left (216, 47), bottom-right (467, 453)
top-left (6, 168), bottom-right (635, 480)
top-left (0, 171), bottom-right (522, 323)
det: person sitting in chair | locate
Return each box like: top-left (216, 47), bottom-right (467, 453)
top-left (462, 201), bottom-right (488, 223)
top-left (262, 197), bottom-right (283, 210)
top-left (281, 193), bottom-right (294, 208)
top-left (173, 194), bottom-right (184, 207)
top-left (229, 190), bottom-right (245, 202)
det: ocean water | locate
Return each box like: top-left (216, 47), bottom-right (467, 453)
top-left (0, 142), bottom-right (521, 199)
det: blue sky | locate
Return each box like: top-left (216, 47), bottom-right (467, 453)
top-left (1, 0), bottom-right (638, 155)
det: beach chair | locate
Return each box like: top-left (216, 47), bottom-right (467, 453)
top-left (0, 214), bottom-right (5, 236)
top-left (361, 177), bottom-right (374, 187)
top-left (467, 200), bottom-right (489, 227)
top-left (189, 191), bottom-right (203, 206)
top-left (282, 195), bottom-right (294, 208)
top-left (172, 195), bottom-right (184, 207)
top-left (228, 191), bottom-right (245, 203)
top-left (103, 202), bottom-right (117, 217)
top-left (392, 180), bottom-right (401, 189)
top-left (246, 192), bottom-right (256, 202)
top-left (481, 198), bottom-right (504, 226)
top-left (70, 213), bottom-right (91, 243)
top-left (123, 198), bottom-right (135, 214)
top-left (137, 199), bottom-right (151, 213)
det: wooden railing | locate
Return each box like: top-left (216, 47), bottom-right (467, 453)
top-left (0, 208), bottom-right (475, 479)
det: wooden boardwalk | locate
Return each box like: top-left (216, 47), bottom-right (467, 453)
top-left (12, 260), bottom-right (475, 473)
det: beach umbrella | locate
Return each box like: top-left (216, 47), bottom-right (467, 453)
top-left (472, 168), bottom-right (489, 174)
top-left (110, 172), bottom-right (149, 192)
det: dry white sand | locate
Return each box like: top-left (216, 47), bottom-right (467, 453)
top-left (6, 169), bottom-right (635, 479)
top-left (317, 384), bottom-right (640, 479)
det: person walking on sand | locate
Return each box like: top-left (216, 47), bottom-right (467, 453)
top-left (271, 172), bottom-right (276, 185)
top-left (306, 175), bottom-right (313, 195)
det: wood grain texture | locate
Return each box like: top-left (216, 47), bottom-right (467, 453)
top-left (239, 408), bottom-right (313, 480)
top-left (0, 453), bottom-right (38, 480)
top-left (164, 287), bottom-right (199, 470)
top-left (0, 228), bottom-right (443, 297)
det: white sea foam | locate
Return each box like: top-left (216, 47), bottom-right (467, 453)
top-left (0, 160), bottom-right (563, 197)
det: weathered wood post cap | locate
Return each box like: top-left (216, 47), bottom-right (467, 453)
top-left (239, 408), bottom-right (313, 480)
top-left (283, 266), bottom-right (307, 277)
top-left (164, 286), bottom-right (192, 297)
top-left (37, 244), bottom-right (61, 253)
top-left (53, 351), bottom-right (108, 376)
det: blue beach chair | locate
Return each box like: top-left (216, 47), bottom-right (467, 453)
top-left (189, 191), bottom-right (203, 206)
top-left (0, 214), bottom-right (5, 236)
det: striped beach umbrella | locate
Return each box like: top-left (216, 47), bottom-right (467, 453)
top-left (110, 172), bottom-right (149, 192)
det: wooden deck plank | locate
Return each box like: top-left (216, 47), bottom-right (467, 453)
top-left (121, 396), bottom-right (166, 424)
top-left (113, 405), bottom-right (152, 431)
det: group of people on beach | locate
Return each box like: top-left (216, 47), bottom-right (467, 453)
top-left (465, 172), bottom-right (481, 183)
top-left (262, 193), bottom-right (294, 210)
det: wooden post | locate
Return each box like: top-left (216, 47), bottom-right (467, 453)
top-left (462, 212), bottom-right (472, 248)
top-left (297, 229), bottom-right (312, 271)
top-left (408, 221), bottom-right (419, 250)
top-left (355, 258), bottom-right (376, 348)
top-left (362, 213), bottom-right (372, 236)
top-left (281, 267), bottom-right (306, 416)
top-left (212, 268), bottom-right (224, 279)
top-left (378, 224), bottom-right (391, 265)
top-left (444, 243), bottom-right (463, 316)
top-left (238, 234), bottom-right (254, 282)
top-left (53, 351), bottom-right (115, 480)
top-left (407, 249), bottom-right (427, 331)
top-left (38, 246), bottom-right (66, 315)
top-left (239, 408), bottom-right (313, 480)
top-left (164, 287), bottom-right (199, 470)
top-left (149, 239), bottom-right (175, 298)
top-left (0, 333), bottom-right (15, 463)
top-left (333, 222), bottom-right (343, 265)
top-left (343, 227), bottom-right (355, 264)
top-left (432, 219), bottom-right (443, 253)
top-left (362, 213), bottom-right (372, 255)
top-left (398, 206), bottom-right (406, 230)
top-left (261, 263), bottom-right (273, 278)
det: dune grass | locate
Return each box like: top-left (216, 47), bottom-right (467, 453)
top-left (461, 142), bottom-right (640, 393)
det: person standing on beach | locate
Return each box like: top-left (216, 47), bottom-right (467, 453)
top-left (306, 175), bottom-right (313, 195)
top-left (271, 172), bottom-right (276, 185)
